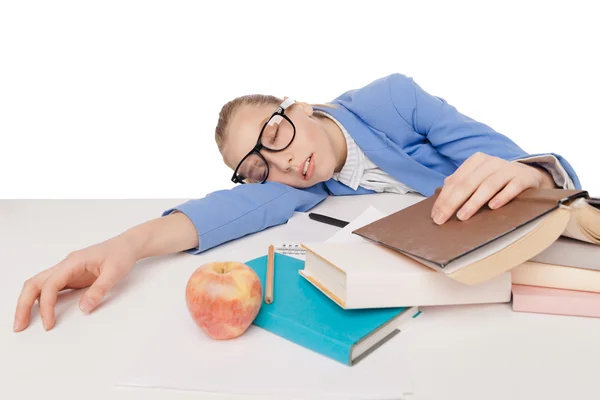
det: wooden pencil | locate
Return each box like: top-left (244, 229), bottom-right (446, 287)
top-left (265, 244), bottom-right (275, 304)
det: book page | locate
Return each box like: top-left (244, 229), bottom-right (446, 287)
top-left (562, 218), bottom-right (594, 243)
top-left (562, 199), bottom-right (597, 243)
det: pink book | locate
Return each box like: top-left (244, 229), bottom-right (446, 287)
top-left (512, 284), bottom-right (600, 318)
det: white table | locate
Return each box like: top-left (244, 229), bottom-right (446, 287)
top-left (2, 194), bottom-right (599, 400)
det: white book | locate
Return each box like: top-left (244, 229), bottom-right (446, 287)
top-left (299, 206), bottom-right (511, 309)
top-left (530, 236), bottom-right (600, 271)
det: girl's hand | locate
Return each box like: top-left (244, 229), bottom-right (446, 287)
top-left (431, 152), bottom-right (556, 225)
top-left (13, 235), bottom-right (140, 332)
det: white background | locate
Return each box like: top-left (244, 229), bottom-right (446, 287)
top-left (1, 0), bottom-right (598, 199)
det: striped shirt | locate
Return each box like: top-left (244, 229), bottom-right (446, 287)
top-left (318, 110), bottom-right (416, 194)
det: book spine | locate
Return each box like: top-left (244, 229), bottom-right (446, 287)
top-left (512, 286), bottom-right (600, 318)
top-left (511, 262), bottom-right (600, 293)
top-left (253, 311), bottom-right (352, 365)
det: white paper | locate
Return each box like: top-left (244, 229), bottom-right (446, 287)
top-left (113, 206), bottom-right (415, 398)
top-left (271, 211), bottom-right (339, 260)
top-left (273, 243), bottom-right (306, 260)
top-left (114, 295), bottom-right (415, 399)
top-left (274, 206), bottom-right (388, 260)
top-left (325, 206), bottom-right (387, 244)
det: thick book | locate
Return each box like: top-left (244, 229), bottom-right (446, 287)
top-left (245, 252), bottom-right (419, 366)
top-left (511, 261), bottom-right (600, 293)
top-left (511, 284), bottom-right (600, 318)
top-left (299, 241), bottom-right (511, 309)
top-left (530, 236), bottom-right (600, 271)
top-left (353, 188), bottom-right (600, 285)
top-left (298, 206), bottom-right (510, 309)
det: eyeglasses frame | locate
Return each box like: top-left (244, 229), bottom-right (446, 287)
top-left (230, 98), bottom-right (297, 184)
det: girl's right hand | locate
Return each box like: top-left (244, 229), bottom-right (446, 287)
top-left (13, 234), bottom-right (140, 332)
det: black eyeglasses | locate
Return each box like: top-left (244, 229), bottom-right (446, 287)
top-left (231, 98), bottom-right (297, 184)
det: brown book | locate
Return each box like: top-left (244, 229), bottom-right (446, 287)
top-left (353, 188), bottom-right (600, 286)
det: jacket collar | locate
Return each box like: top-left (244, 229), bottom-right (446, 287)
top-left (313, 104), bottom-right (444, 196)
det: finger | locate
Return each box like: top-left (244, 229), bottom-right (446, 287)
top-left (456, 169), bottom-right (514, 220)
top-left (488, 174), bottom-right (537, 210)
top-left (39, 264), bottom-right (81, 331)
top-left (432, 153), bottom-right (489, 221)
top-left (434, 153), bottom-right (485, 207)
top-left (444, 152), bottom-right (488, 185)
top-left (79, 263), bottom-right (126, 313)
top-left (433, 158), bottom-right (500, 224)
top-left (14, 277), bottom-right (44, 332)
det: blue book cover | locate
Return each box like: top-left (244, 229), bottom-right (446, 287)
top-left (246, 253), bottom-right (420, 366)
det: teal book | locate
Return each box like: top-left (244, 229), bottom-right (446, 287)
top-left (246, 253), bottom-right (420, 366)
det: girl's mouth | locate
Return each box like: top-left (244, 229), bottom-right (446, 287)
top-left (302, 154), bottom-right (314, 180)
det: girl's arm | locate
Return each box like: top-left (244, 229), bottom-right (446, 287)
top-left (15, 182), bottom-right (328, 331)
top-left (384, 73), bottom-right (582, 224)
top-left (162, 181), bottom-right (329, 254)
top-left (125, 211), bottom-right (200, 259)
top-left (14, 211), bottom-right (198, 332)
top-left (387, 73), bottom-right (581, 190)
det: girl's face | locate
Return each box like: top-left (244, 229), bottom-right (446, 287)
top-left (221, 101), bottom-right (343, 189)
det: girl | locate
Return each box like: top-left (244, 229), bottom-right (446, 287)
top-left (13, 73), bottom-right (580, 332)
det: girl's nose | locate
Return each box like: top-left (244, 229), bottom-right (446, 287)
top-left (264, 151), bottom-right (294, 173)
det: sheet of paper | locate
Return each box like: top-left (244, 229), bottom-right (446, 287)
top-left (325, 206), bottom-right (387, 244)
top-left (273, 243), bottom-right (306, 260)
top-left (113, 206), bottom-right (415, 398)
top-left (113, 295), bottom-right (415, 399)
top-left (272, 212), bottom-right (331, 260)
top-left (274, 206), bottom-right (388, 260)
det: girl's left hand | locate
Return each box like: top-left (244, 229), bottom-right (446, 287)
top-left (431, 152), bottom-right (556, 225)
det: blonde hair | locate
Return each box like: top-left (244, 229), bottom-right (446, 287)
top-left (214, 94), bottom-right (337, 153)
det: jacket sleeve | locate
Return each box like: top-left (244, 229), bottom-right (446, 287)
top-left (162, 182), bottom-right (329, 254)
top-left (387, 73), bottom-right (582, 189)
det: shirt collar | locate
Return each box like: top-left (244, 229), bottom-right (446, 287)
top-left (314, 110), bottom-right (364, 190)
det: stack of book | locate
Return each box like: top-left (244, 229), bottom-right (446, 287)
top-left (511, 236), bottom-right (600, 318)
top-left (299, 188), bottom-right (600, 315)
top-left (300, 189), bottom-right (600, 309)
top-left (246, 188), bottom-right (600, 366)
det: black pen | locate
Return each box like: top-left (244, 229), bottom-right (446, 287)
top-left (308, 213), bottom-right (349, 228)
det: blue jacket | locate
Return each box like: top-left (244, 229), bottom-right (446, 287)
top-left (164, 73), bottom-right (581, 254)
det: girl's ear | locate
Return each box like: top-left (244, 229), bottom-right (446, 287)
top-left (300, 102), bottom-right (313, 116)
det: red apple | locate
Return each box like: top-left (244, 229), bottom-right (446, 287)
top-left (185, 261), bottom-right (262, 340)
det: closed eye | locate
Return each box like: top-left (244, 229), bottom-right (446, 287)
top-left (270, 130), bottom-right (279, 144)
